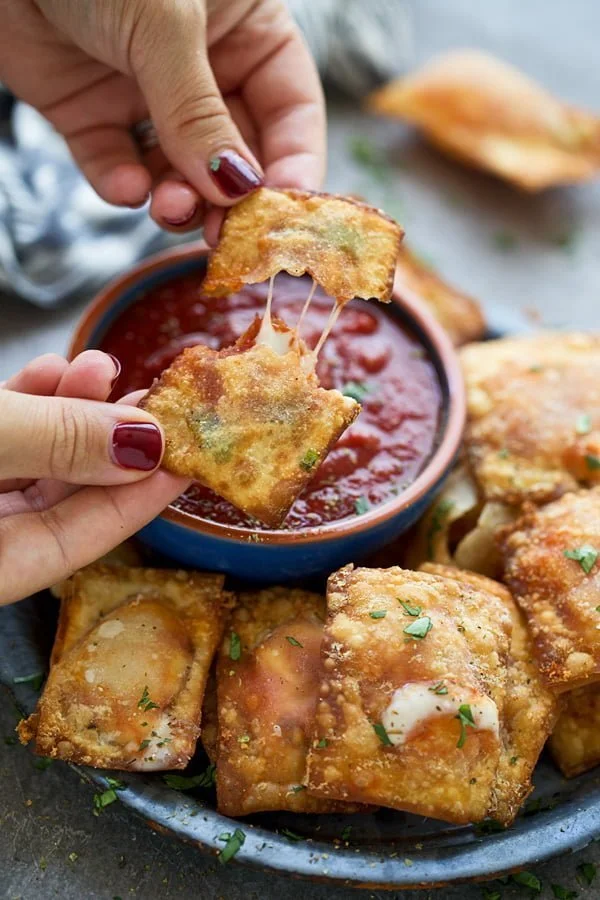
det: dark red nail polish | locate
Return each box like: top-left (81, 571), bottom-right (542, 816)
top-left (163, 205), bottom-right (198, 227)
top-left (107, 354), bottom-right (121, 387)
top-left (209, 150), bottom-right (263, 198)
top-left (111, 422), bottom-right (162, 471)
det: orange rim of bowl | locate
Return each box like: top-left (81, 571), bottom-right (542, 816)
top-left (69, 243), bottom-right (466, 545)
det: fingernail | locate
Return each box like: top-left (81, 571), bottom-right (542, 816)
top-left (163, 204), bottom-right (198, 227)
top-left (208, 150), bottom-right (263, 198)
top-left (107, 354), bottom-right (121, 388)
top-left (111, 422), bottom-right (162, 471)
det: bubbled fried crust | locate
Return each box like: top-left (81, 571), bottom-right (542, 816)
top-left (500, 488), bottom-right (600, 692)
top-left (394, 246), bottom-right (486, 346)
top-left (216, 587), bottom-right (362, 816)
top-left (18, 566), bottom-right (233, 772)
top-left (550, 684), bottom-right (600, 777)
top-left (140, 321), bottom-right (359, 528)
top-left (367, 50), bottom-right (600, 191)
top-left (202, 188), bottom-right (403, 303)
top-left (421, 563), bottom-right (559, 825)
top-left (306, 565), bottom-right (511, 825)
top-left (461, 333), bottom-right (600, 506)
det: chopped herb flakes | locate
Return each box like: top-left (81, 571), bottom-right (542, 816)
top-left (92, 789), bottom-right (118, 815)
top-left (33, 757), bottom-right (53, 771)
top-left (348, 136), bottom-right (390, 182)
top-left (341, 825), bottom-right (352, 841)
top-left (429, 681), bottom-right (448, 695)
top-left (316, 738), bottom-right (328, 749)
top-left (511, 871), bottom-right (541, 892)
top-left (105, 777), bottom-right (126, 790)
top-left (281, 828), bottom-right (304, 842)
top-left (369, 610), bottom-right (387, 619)
top-left (137, 685), bottom-right (159, 712)
top-left (291, 785), bottom-right (306, 794)
top-left (138, 740), bottom-right (151, 751)
top-left (68, 852), bottom-right (78, 863)
top-left (493, 230), bottom-right (518, 251)
top-left (577, 862), bottom-right (596, 886)
top-left (373, 723), bottom-right (393, 746)
top-left (218, 828), bottom-right (245, 864)
top-left (341, 381), bottom-right (370, 402)
top-left (163, 764), bottom-right (216, 791)
top-left (229, 631), bottom-right (241, 661)
top-left (455, 704), bottom-right (475, 749)
top-left (551, 885), bottom-right (577, 900)
top-left (551, 229), bottom-right (578, 253)
top-left (426, 499), bottom-right (455, 559)
top-left (300, 448), bottom-right (319, 471)
top-left (563, 545), bottom-right (598, 574)
top-left (576, 413), bottom-right (592, 435)
top-left (209, 157), bottom-right (221, 172)
top-left (510, 756), bottom-right (519, 766)
top-left (497, 448), bottom-right (510, 459)
top-left (286, 635), bottom-right (303, 647)
top-left (13, 672), bottom-right (44, 691)
top-left (238, 734), bottom-right (250, 744)
top-left (399, 600), bottom-right (421, 617)
top-left (482, 891), bottom-right (501, 900)
top-left (354, 495), bottom-right (370, 515)
top-left (585, 454), bottom-right (600, 471)
top-left (403, 617), bottom-right (433, 640)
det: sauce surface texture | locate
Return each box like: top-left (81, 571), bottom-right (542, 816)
top-left (101, 272), bottom-right (442, 530)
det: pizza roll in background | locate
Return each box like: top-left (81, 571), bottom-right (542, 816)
top-left (461, 333), bottom-right (600, 507)
top-left (367, 49), bottom-right (600, 191)
top-left (500, 488), bottom-right (600, 692)
top-left (49, 540), bottom-right (144, 603)
top-left (394, 246), bottom-right (486, 346)
top-left (141, 316), bottom-right (359, 527)
top-left (421, 563), bottom-right (559, 824)
top-left (18, 566), bottom-right (233, 771)
top-left (550, 684), bottom-right (600, 777)
top-left (202, 188), bottom-right (403, 303)
top-left (306, 565), bottom-right (511, 824)
top-left (200, 668), bottom-right (218, 764)
top-left (216, 587), bottom-right (360, 816)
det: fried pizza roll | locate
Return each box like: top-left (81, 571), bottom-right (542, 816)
top-left (394, 246), bottom-right (486, 346)
top-left (550, 684), bottom-right (600, 777)
top-left (462, 333), bottom-right (600, 507)
top-left (50, 540), bottom-right (144, 601)
top-left (18, 566), bottom-right (233, 770)
top-left (367, 50), bottom-right (600, 191)
top-left (501, 488), bottom-right (600, 693)
top-left (306, 565), bottom-right (511, 824)
top-left (200, 669), bottom-right (218, 764)
top-left (421, 564), bottom-right (559, 824)
top-left (141, 316), bottom-right (359, 527)
top-left (202, 187), bottom-right (403, 303)
top-left (216, 587), bottom-right (358, 816)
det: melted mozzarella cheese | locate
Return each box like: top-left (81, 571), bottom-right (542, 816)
top-left (381, 681), bottom-right (499, 746)
top-left (256, 275), bottom-right (294, 355)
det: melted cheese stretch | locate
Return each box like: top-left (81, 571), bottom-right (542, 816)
top-left (381, 681), bottom-right (500, 746)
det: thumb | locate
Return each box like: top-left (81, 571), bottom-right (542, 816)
top-left (0, 391), bottom-right (164, 484)
top-left (131, 3), bottom-right (263, 206)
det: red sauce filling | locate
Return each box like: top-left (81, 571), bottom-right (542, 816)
top-left (101, 272), bottom-right (442, 530)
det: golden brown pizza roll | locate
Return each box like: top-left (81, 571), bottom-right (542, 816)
top-left (550, 684), bottom-right (600, 777)
top-left (202, 187), bottom-right (403, 303)
top-left (18, 566), bottom-right (233, 770)
top-left (500, 488), bottom-right (600, 692)
top-left (49, 540), bottom-right (144, 601)
top-left (141, 316), bottom-right (359, 527)
top-left (215, 587), bottom-right (360, 816)
top-left (367, 50), bottom-right (600, 191)
top-left (394, 246), bottom-right (486, 346)
top-left (461, 333), bottom-right (600, 507)
top-left (421, 563), bottom-right (559, 824)
top-left (306, 565), bottom-right (512, 825)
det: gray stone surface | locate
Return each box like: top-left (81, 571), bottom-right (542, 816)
top-left (2, 0), bottom-right (600, 897)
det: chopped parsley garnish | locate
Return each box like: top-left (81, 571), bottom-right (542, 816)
top-left (369, 610), bottom-right (387, 619)
top-left (92, 789), bottom-right (118, 815)
top-left (229, 631), bottom-right (241, 661)
top-left (291, 785), bottom-right (306, 794)
top-left (218, 828), bottom-right (245, 864)
top-left (551, 885), bottom-right (577, 900)
top-left (341, 825), bottom-right (353, 841)
top-left (429, 681), bottom-right (448, 695)
top-left (493, 230), bottom-right (518, 251)
top-left (511, 871), bottom-right (541, 893)
top-left (316, 738), bottom-right (328, 749)
top-left (354, 495), bottom-right (370, 516)
top-left (13, 672), bottom-right (44, 691)
top-left (399, 600), bottom-right (421, 617)
top-left (455, 704), bottom-right (475, 749)
top-left (34, 757), bottom-right (53, 771)
top-left (482, 891), bottom-right (501, 900)
top-left (138, 739), bottom-right (151, 751)
top-left (373, 723), bottom-right (393, 746)
top-left (137, 686), bottom-right (159, 712)
top-left (577, 861), bottom-right (596, 886)
top-left (497, 448), bottom-right (510, 459)
top-left (209, 157), bottom-right (221, 172)
top-left (300, 448), bottom-right (319, 471)
top-left (551, 229), bottom-right (578, 253)
top-left (585, 454), bottom-right (600, 471)
top-left (105, 777), bottom-right (126, 790)
top-left (341, 381), bottom-right (370, 403)
top-left (163, 764), bottom-right (216, 791)
top-left (286, 635), bottom-right (303, 647)
top-left (280, 828), bottom-right (304, 842)
top-left (426, 499), bottom-right (455, 559)
top-left (403, 616), bottom-right (433, 640)
top-left (563, 545), bottom-right (598, 574)
top-left (529, 364), bottom-right (544, 373)
top-left (238, 734), bottom-right (250, 744)
top-left (576, 412), bottom-right (592, 435)
top-left (510, 756), bottom-right (519, 766)
top-left (348, 136), bottom-right (390, 182)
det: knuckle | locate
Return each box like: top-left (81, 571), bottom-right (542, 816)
top-left (166, 95), bottom-right (232, 146)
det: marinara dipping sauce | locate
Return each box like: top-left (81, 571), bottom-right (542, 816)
top-left (101, 273), bottom-right (442, 530)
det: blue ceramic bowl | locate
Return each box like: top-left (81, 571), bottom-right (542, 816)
top-left (71, 244), bottom-right (466, 582)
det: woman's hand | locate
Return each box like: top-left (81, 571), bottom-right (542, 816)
top-left (0, 351), bottom-right (189, 605)
top-left (0, 0), bottom-right (325, 239)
